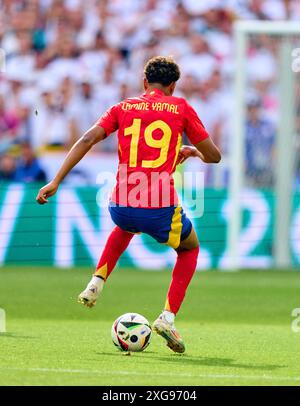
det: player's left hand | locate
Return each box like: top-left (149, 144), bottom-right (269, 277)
top-left (176, 145), bottom-right (201, 165)
top-left (36, 181), bottom-right (59, 205)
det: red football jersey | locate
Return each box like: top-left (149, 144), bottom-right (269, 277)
top-left (96, 88), bottom-right (209, 208)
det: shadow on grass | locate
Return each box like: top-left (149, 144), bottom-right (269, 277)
top-left (95, 350), bottom-right (286, 371)
top-left (96, 351), bottom-right (285, 371)
top-left (0, 332), bottom-right (38, 339)
top-left (147, 355), bottom-right (285, 371)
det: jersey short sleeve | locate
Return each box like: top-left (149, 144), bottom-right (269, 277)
top-left (184, 101), bottom-right (210, 145)
top-left (96, 103), bottom-right (120, 136)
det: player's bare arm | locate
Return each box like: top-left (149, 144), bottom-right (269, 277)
top-left (194, 138), bottom-right (221, 163)
top-left (36, 125), bottom-right (106, 204)
top-left (177, 139), bottom-right (221, 165)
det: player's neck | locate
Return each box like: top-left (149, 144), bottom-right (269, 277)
top-left (146, 84), bottom-right (171, 96)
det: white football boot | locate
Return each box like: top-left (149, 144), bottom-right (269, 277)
top-left (153, 312), bottom-right (185, 354)
top-left (78, 277), bottom-right (104, 308)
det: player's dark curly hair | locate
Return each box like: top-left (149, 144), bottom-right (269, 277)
top-left (144, 56), bottom-right (181, 86)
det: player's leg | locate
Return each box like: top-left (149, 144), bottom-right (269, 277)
top-left (78, 226), bottom-right (134, 307)
top-left (164, 227), bottom-right (199, 316)
top-left (152, 208), bottom-right (199, 353)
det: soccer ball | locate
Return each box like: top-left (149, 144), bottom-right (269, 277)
top-left (111, 313), bottom-right (152, 352)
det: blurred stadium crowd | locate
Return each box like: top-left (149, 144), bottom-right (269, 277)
top-left (0, 0), bottom-right (300, 186)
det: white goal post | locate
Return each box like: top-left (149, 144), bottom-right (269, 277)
top-left (228, 21), bottom-right (300, 270)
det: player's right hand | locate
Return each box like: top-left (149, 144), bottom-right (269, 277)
top-left (176, 145), bottom-right (201, 165)
top-left (36, 181), bottom-right (59, 205)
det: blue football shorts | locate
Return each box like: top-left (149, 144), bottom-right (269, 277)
top-left (108, 203), bottom-right (192, 249)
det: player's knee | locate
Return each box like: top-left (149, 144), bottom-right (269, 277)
top-left (176, 240), bottom-right (199, 253)
top-left (176, 227), bottom-right (199, 252)
top-left (189, 243), bottom-right (200, 253)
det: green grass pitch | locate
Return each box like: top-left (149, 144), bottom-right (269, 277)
top-left (0, 266), bottom-right (300, 386)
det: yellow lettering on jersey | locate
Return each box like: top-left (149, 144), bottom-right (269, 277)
top-left (172, 133), bottom-right (182, 170)
top-left (122, 101), bottom-right (179, 114)
top-left (124, 118), bottom-right (172, 169)
top-left (170, 104), bottom-right (179, 114)
top-left (124, 118), bottom-right (141, 167)
top-left (151, 102), bottom-right (179, 114)
top-left (122, 102), bottom-right (150, 111)
top-left (142, 120), bottom-right (171, 168)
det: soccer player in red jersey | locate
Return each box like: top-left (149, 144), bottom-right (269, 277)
top-left (37, 57), bottom-right (221, 353)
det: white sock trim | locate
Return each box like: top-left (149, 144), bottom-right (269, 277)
top-left (162, 310), bottom-right (175, 324)
top-left (89, 276), bottom-right (104, 291)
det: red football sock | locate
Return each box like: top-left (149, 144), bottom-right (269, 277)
top-left (165, 246), bottom-right (199, 315)
top-left (94, 226), bottom-right (134, 280)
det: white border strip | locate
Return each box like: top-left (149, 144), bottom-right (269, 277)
top-left (1, 366), bottom-right (300, 382)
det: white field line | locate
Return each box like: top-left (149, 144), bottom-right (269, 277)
top-left (0, 366), bottom-right (300, 382)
